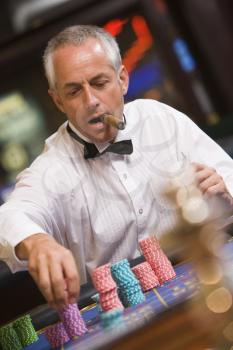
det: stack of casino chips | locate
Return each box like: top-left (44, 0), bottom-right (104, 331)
top-left (58, 303), bottom-right (88, 338)
top-left (132, 261), bottom-right (159, 291)
top-left (0, 315), bottom-right (38, 350)
top-left (111, 259), bottom-right (145, 307)
top-left (45, 303), bottom-right (87, 348)
top-left (139, 236), bottom-right (176, 284)
top-left (45, 322), bottom-right (70, 349)
top-left (13, 315), bottom-right (38, 347)
top-left (92, 264), bottom-right (123, 311)
top-left (0, 323), bottom-right (22, 350)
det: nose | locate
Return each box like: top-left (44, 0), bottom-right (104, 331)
top-left (83, 85), bottom-right (100, 110)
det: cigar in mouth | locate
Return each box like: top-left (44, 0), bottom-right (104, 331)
top-left (101, 114), bottom-right (125, 130)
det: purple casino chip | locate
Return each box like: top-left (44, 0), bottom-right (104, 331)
top-left (45, 322), bottom-right (70, 348)
top-left (59, 303), bottom-right (88, 338)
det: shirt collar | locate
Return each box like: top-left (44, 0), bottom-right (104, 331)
top-left (68, 120), bottom-right (127, 153)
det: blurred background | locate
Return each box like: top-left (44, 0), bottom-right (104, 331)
top-left (0, 0), bottom-right (233, 203)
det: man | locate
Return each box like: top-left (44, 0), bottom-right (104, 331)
top-left (0, 25), bottom-right (232, 310)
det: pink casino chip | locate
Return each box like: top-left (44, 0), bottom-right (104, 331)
top-left (92, 264), bottom-right (123, 311)
top-left (59, 303), bottom-right (87, 338)
top-left (132, 262), bottom-right (159, 291)
top-left (139, 236), bottom-right (176, 284)
top-left (45, 322), bottom-right (70, 348)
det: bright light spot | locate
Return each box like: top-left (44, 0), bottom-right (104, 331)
top-left (197, 259), bottom-right (223, 285)
top-left (176, 187), bottom-right (188, 207)
top-left (206, 287), bottom-right (232, 313)
top-left (182, 197), bottom-right (209, 223)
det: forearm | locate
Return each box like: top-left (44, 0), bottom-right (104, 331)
top-left (0, 201), bottom-right (55, 272)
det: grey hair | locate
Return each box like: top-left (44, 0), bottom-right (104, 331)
top-left (43, 25), bottom-right (122, 89)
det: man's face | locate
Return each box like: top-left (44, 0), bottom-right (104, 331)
top-left (49, 39), bottom-right (129, 143)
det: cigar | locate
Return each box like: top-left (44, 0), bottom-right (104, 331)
top-left (101, 114), bottom-right (125, 130)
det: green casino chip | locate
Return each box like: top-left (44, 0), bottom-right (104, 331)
top-left (13, 315), bottom-right (38, 347)
top-left (0, 323), bottom-right (22, 350)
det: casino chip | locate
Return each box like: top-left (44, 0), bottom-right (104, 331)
top-left (13, 315), bottom-right (38, 347)
top-left (59, 303), bottom-right (87, 338)
top-left (100, 309), bottom-right (124, 330)
top-left (92, 264), bottom-right (123, 311)
top-left (132, 262), bottom-right (159, 291)
top-left (45, 322), bottom-right (70, 349)
top-left (111, 259), bottom-right (145, 307)
top-left (0, 323), bottom-right (22, 350)
top-left (139, 236), bottom-right (176, 284)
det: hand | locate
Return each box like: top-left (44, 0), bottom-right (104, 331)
top-left (15, 234), bottom-right (80, 309)
top-left (192, 162), bottom-right (233, 205)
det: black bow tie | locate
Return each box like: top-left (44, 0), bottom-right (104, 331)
top-left (67, 124), bottom-right (133, 159)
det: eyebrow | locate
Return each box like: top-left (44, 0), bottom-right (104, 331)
top-left (63, 82), bottom-right (81, 91)
top-left (63, 73), bottom-right (110, 90)
top-left (90, 73), bottom-right (109, 82)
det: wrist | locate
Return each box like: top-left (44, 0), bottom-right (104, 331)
top-left (15, 233), bottom-right (51, 260)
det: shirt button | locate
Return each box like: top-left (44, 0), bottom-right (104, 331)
top-left (139, 208), bottom-right (143, 214)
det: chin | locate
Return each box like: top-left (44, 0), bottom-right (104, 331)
top-left (92, 131), bottom-right (117, 144)
top-left (92, 136), bottom-right (113, 144)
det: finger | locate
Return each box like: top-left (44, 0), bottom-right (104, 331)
top-left (204, 183), bottom-right (225, 196)
top-left (192, 162), bottom-right (205, 171)
top-left (30, 255), bottom-right (55, 307)
top-left (198, 174), bottom-right (219, 194)
top-left (38, 257), bottom-right (56, 307)
top-left (62, 255), bottom-right (80, 304)
top-left (194, 164), bottom-right (217, 186)
top-left (192, 162), bottom-right (216, 178)
top-left (195, 169), bottom-right (213, 184)
top-left (49, 261), bottom-right (68, 309)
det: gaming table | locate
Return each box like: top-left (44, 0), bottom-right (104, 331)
top-left (1, 241), bottom-right (233, 350)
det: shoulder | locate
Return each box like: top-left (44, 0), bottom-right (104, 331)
top-left (125, 98), bottom-right (185, 117)
top-left (17, 122), bottom-right (76, 181)
top-left (31, 124), bottom-right (67, 167)
top-left (124, 98), bottom-right (190, 128)
top-left (43, 122), bottom-right (69, 151)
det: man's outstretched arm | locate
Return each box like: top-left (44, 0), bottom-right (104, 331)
top-left (15, 233), bottom-right (80, 309)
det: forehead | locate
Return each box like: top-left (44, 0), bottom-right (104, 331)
top-left (53, 39), bottom-right (112, 70)
top-left (52, 39), bottom-right (115, 84)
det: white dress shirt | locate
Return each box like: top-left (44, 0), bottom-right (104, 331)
top-left (0, 99), bottom-right (233, 284)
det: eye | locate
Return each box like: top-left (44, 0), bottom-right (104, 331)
top-left (93, 80), bottom-right (108, 88)
top-left (67, 88), bottom-right (80, 96)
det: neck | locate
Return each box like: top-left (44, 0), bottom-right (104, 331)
top-left (67, 122), bottom-right (112, 152)
top-left (68, 122), bottom-right (92, 143)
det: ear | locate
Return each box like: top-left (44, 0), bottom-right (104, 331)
top-left (48, 89), bottom-right (65, 113)
top-left (118, 65), bottom-right (129, 96)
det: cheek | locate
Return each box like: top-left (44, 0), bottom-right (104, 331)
top-left (108, 86), bottom-right (124, 104)
top-left (63, 101), bottom-right (80, 115)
